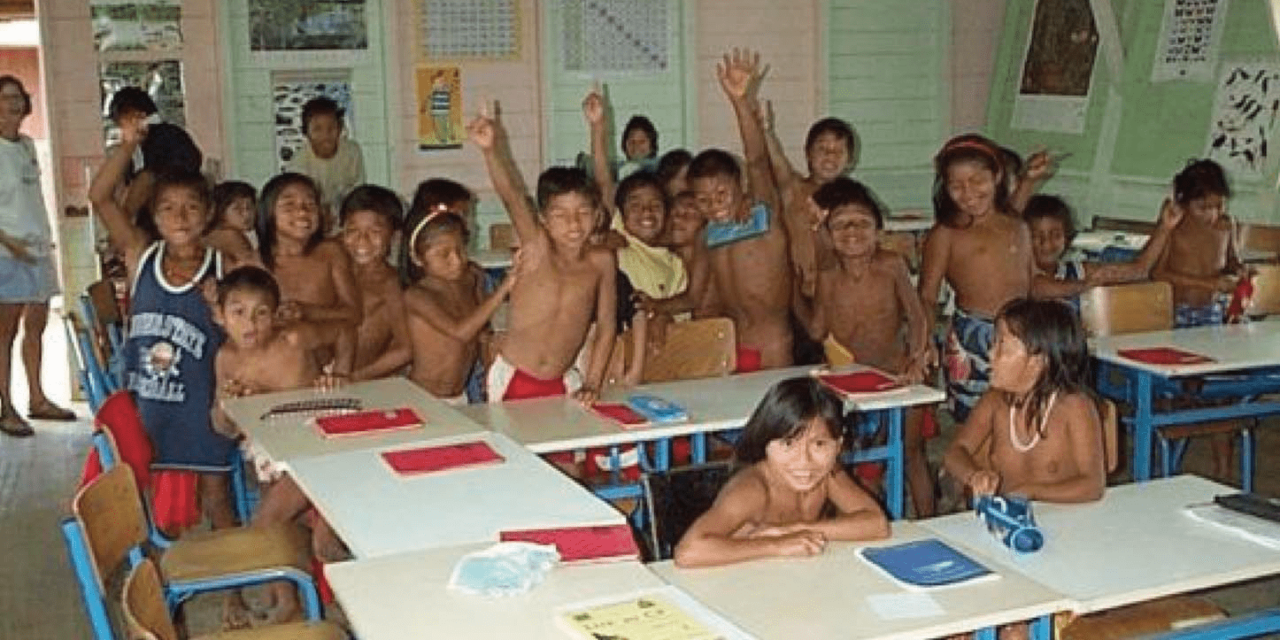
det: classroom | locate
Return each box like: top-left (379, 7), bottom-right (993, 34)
top-left (4, 0), bottom-right (1280, 638)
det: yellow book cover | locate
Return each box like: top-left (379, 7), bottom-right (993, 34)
top-left (557, 590), bottom-right (725, 640)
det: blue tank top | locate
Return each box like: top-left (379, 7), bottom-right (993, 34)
top-left (124, 242), bottom-right (234, 472)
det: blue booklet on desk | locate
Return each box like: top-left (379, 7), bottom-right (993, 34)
top-left (859, 539), bottom-right (995, 589)
top-left (627, 394), bottom-right (689, 424)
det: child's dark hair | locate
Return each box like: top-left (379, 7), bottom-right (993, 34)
top-left (932, 134), bottom-right (1011, 228)
top-left (301, 97), bottom-right (344, 134)
top-left (621, 115), bottom-right (658, 158)
top-left (407, 178), bottom-right (474, 219)
top-left (399, 204), bottom-right (470, 286)
top-left (813, 177), bottom-right (884, 230)
top-left (340, 184), bottom-right (404, 229)
top-left (208, 181), bottom-right (256, 232)
top-left (107, 86), bottom-right (157, 121)
top-left (686, 149), bottom-right (741, 183)
top-left (535, 166), bottom-right (602, 212)
top-left (141, 123), bottom-right (203, 176)
top-left (217, 265), bottom-right (281, 309)
top-left (0, 75), bottom-right (32, 117)
top-left (1173, 159), bottom-right (1230, 205)
top-left (614, 171), bottom-right (667, 212)
top-left (999, 146), bottom-right (1024, 183)
top-left (734, 378), bottom-right (845, 465)
top-left (804, 117), bottom-right (856, 158)
top-left (657, 149), bottom-right (692, 188)
top-left (257, 172), bottom-right (325, 269)
top-left (149, 168), bottom-right (211, 216)
top-left (1023, 195), bottom-right (1077, 244)
top-left (996, 298), bottom-right (1091, 439)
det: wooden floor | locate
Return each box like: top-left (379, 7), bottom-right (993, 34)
top-left (6, 325), bottom-right (1280, 638)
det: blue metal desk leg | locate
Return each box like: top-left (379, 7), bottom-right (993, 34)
top-left (885, 409), bottom-right (904, 520)
top-left (1133, 371), bottom-right (1155, 482)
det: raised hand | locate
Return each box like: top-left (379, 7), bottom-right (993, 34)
top-left (581, 84), bottom-right (606, 127)
top-left (1022, 149), bottom-right (1057, 183)
top-left (466, 101), bottom-right (498, 151)
top-left (1158, 197), bottom-right (1185, 229)
top-left (717, 48), bottom-right (764, 101)
top-left (119, 112), bottom-right (149, 146)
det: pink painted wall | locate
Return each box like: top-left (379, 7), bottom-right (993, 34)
top-left (950, 0), bottom-right (1006, 133)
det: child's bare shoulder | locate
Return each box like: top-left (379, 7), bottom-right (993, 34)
top-left (718, 467), bottom-right (768, 508)
top-left (872, 248), bottom-right (909, 271)
top-left (314, 239), bottom-right (352, 262)
top-left (586, 245), bottom-right (617, 271)
top-left (1058, 391), bottom-right (1101, 422)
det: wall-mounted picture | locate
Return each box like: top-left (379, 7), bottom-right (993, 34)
top-left (416, 66), bottom-right (463, 150)
top-left (1011, 0), bottom-right (1098, 134)
top-left (272, 74), bottom-right (355, 171)
top-left (99, 60), bottom-right (186, 143)
top-left (250, 0), bottom-right (368, 52)
top-left (91, 0), bottom-right (183, 53)
top-left (1205, 61), bottom-right (1280, 181)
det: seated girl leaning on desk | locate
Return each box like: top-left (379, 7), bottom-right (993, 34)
top-left (674, 378), bottom-right (890, 568)
top-left (943, 298), bottom-right (1106, 504)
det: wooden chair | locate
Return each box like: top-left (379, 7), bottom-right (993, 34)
top-left (1238, 222), bottom-right (1280, 260)
top-left (1245, 264), bottom-right (1280, 318)
top-left (1059, 595), bottom-right (1225, 640)
top-left (123, 559), bottom-right (345, 640)
top-left (81, 278), bottom-right (127, 389)
top-left (1078, 281), bottom-right (1174, 337)
top-left (1099, 398), bottom-right (1120, 474)
top-left (1091, 215), bottom-right (1156, 235)
top-left (640, 317), bottom-right (737, 383)
top-left (488, 222), bottom-right (517, 251)
top-left (61, 465), bottom-right (323, 640)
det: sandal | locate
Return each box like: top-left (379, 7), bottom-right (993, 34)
top-left (28, 401), bottom-right (76, 421)
top-left (0, 413), bottom-right (34, 437)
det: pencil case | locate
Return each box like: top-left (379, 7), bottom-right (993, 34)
top-left (975, 494), bottom-right (1044, 553)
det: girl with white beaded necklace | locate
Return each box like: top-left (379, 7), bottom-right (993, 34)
top-left (943, 298), bottom-right (1107, 505)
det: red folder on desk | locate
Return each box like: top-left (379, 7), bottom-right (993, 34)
top-left (500, 523), bottom-right (640, 563)
top-left (380, 441), bottom-right (504, 476)
top-left (590, 403), bottom-right (650, 429)
top-left (1117, 347), bottom-right (1216, 365)
top-left (314, 408), bottom-right (423, 438)
top-left (816, 370), bottom-right (903, 396)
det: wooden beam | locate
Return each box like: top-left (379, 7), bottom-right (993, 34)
top-left (0, 0), bottom-right (35, 17)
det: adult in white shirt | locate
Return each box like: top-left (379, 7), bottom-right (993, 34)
top-left (285, 96), bottom-right (365, 233)
top-left (0, 76), bottom-right (74, 436)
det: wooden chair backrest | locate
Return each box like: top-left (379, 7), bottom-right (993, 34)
top-left (122, 559), bottom-right (178, 640)
top-left (1079, 281), bottom-right (1174, 337)
top-left (1091, 215), bottom-right (1156, 235)
top-left (642, 318), bottom-right (737, 383)
top-left (72, 465), bottom-right (149, 592)
top-left (1246, 264), bottom-right (1280, 318)
top-left (1099, 397), bottom-right (1119, 473)
top-left (1239, 223), bottom-right (1280, 257)
top-left (488, 223), bottom-right (517, 251)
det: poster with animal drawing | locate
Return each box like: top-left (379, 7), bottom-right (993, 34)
top-left (91, 0), bottom-right (183, 53)
top-left (416, 66), bottom-right (463, 150)
top-left (249, 0), bottom-right (368, 51)
top-left (1152, 0), bottom-right (1229, 83)
top-left (272, 74), bottom-right (354, 172)
top-left (1205, 61), bottom-right (1280, 181)
top-left (1011, 0), bottom-right (1099, 134)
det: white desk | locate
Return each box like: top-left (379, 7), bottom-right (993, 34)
top-left (327, 545), bottom-right (671, 640)
top-left (920, 475), bottom-right (1280, 615)
top-left (884, 214), bottom-right (933, 233)
top-left (651, 521), bottom-right (1069, 640)
top-left (473, 249), bottom-right (514, 271)
top-left (222, 377), bottom-right (487, 469)
top-left (1073, 230), bottom-right (1150, 255)
top-left (288, 431), bottom-right (625, 558)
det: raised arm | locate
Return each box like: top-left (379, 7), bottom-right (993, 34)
top-left (88, 116), bottom-right (151, 268)
top-left (1084, 197), bottom-right (1184, 285)
top-left (468, 105), bottom-right (540, 244)
top-left (759, 99), bottom-right (802, 204)
top-left (718, 49), bottom-right (779, 213)
top-left (582, 86), bottom-right (616, 209)
top-left (1008, 150), bottom-right (1055, 214)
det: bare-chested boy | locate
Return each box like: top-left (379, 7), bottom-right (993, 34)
top-left (468, 103), bottom-right (616, 402)
top-left (339, 185), bottom-right (411, 380)
top-left (689, 49), bottom-right (795, 371)
top-left (919, 135), bottom-right (1038, 423)
top-left (209, 266), bottom-right (347, 625)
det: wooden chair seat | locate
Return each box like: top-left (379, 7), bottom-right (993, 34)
top-left (1246, 264), bottom-right (1280, 318)
top-left (1059, 595), bottom-right (1225, 640)
top-left (193, 621), bottom-right (348, 640)
top-left (1079, 281), bottom-right (1173, 337)
top-left (1091, 215), bottom-right (1156, 235)
top-left (159, 524), bottom-right (310, 583)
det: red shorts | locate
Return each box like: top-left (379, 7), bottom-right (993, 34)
top-left (151, 470), bottom-right (201, 533)
top-left (502, 368), bottom-right (568, 401)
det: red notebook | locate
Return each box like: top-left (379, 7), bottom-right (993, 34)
top-left (314, 408), bottom-right (423, 439)
top-left (380, 441), bottom-right (504, 476)
top-left (590, 403), bottom-right (650, 429)
top-left (1118, 347), bottom-right (1216, 365)
top-left (817, 370), bottom-right (903, 396)
top-left (499, 523), bottom-right (640, 563)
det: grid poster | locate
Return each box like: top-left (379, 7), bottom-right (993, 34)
top-left (249, 0), bottom-right (368, 52)
top-left (272, 74), bottom-right (354, 172)
top-left (99, 60), bottom-right (186, 143)
top-left (560, 0), bottom-right (669, 74)
top-left (1151, 0), bottom-right (1229, 83)
top-left (419, 0), bottom-right (519, 60)
top-left (90, 0), bottom-right (183, 54)
top-left (1205, 61), bottom-right (1280, 181)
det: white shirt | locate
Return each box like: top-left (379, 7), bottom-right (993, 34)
top-left (285, 136), bottom-right (365, 231)
top-left (0, 134), bottom-right (52, 259)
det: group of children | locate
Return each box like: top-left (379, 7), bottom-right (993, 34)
top-left (88, 47), bottom-right (1248, 627)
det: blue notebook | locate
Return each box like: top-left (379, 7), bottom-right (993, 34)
top-left (859, 539), bottom-right (994, 589)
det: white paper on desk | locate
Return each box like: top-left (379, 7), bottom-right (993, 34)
top-left (866, 592), bottom-right (944, 619)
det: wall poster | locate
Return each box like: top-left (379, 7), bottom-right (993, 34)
top-left (1152, 0), bottom-right (1229, 83)
top-left (91, 0), bottom-right (183, 54)
top-left (1205, 61), bottom-right (1280, 181)
top-left (416, 66), bottom-right (463, 150)
top-left (1010, 0), bottom-right (1100, 134)
top-left (249, 0), bottom-right (368, 52)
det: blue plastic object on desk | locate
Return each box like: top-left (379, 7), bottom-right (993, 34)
top-left (705, 203), bottom-right (770, 248)
top-left (627, 394), bottom-right (688, 424)
top-left (975, 494), bottom-right (1044, 553)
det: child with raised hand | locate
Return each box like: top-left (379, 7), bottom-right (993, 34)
top-left (944, 298), bottom-right (1105, 503)
top-left (285, 97), bottom-right (365, 228)
top-left (919, 134), bottom-right (1038, 424)
top-left (793, 177), bottom-right (934, 516)
top-left (256, 172), bottom-right (361, 378)
top-left (339, 185), bottom-right (411, 381)
top-left (1026, 194), bottom-right (1181, 307)
top-left (88, 114), bottom-right (236, 539)
top-left (209, 266), bottom-right (347, 625)
top-left (674, 377), bottom-right (889, 568)
top-left (468, 101), bottom-right (616, 403)
top-left (205, 180), bottom-right (258, 267)
top-left (690, 48), bottom-right (795, 371)
top-left (401, 187), bottom-right (516, 403)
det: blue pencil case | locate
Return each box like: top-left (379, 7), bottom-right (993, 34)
top-left (974, 494), bottom-right (1044, 553)
top-left (626, 394), bottom-right (688, 424)
top-left (705, 203), bottom-right (770, 248)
